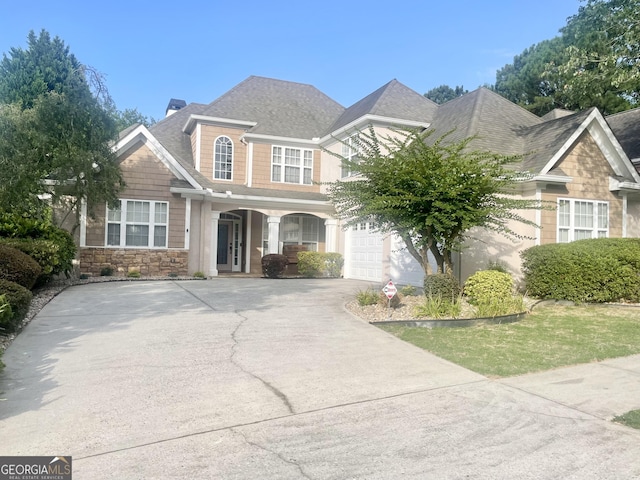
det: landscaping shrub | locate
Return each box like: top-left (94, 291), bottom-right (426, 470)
top-left (297, 252), bottom-right (344, 278)
top-left (0, 244), bottom-right (42, 289)
top-left (0, 294), bottom-right (13, 330)
top-left (0, 238), bottom-right (59, 285)
top-left (473, 295), bottom-right (526, 318)
top-left (0, 212), bottom-right (76, 282)
top-left (464, 270), bottom-right (514, 306)
top-left (193, 271), bottom-right (206, 279)
top-left (0, 279), bottom-right (32, 333)
top-left (356, 288), bottom-right (379, 306)
top-left (261, 254), bottom-right (288, 278)
top-left (100, 266), bottom-right (114, 276)
top-left (400, 284), bottom-right (417, 296)
top-left (414, 295), bottom-right (462, 319)
top-left (521, 238), bottom-right (640, 303)
top-left (424, 273), bottom-right (461, 301)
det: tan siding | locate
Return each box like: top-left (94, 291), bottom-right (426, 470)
top-left (540, 132), bottom-right (623, 244)
top-left (198, 125), bottom-right (247, 184)
top-left (86, 142), bottom-right (186, 248)
top-left (251, 143), bottom-right (321, 193)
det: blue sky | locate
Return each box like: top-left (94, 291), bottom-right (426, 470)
top-left (1, 0), bottom-right (581, 120)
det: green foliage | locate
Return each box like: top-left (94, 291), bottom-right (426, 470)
top-left (487, 260), bottom-right (510, 274)
top-left (613, 409), bottom-right (640, 430)
top-left (0, 244), bottom-right (41, 289)
top-left (424, 85), bottom-right (468, 104)
top-left (326, 128), bottom-right (541, 275)
top-left (464, 270), bottom-right (514, 306)
top-left (297, 252), bottom-right (344, 278)
top-left (473, 295), bottom-right (526, 318)
top-left (493, 0), bottom-right (640, 115)
top-left (127, 271), bottom-right (141, 278)
top-left (0, 30), bottom-right (124, 224)
top-left (261, 254), bottom-right (288, 278)
top-left (110, 107), bottom-right (155, 131)
top-left (0, 279), bottom-right (32, 332)
top-left (400, 284), bottom-right (417, 296)
top-left (414, 296), bottom-right (462, 319)
top-left (100, 266), bottom-right (113, 277)
top-left (0, 211), bottom-right (77, 282)
top-left (356, 288), bottom-right (379, 306)
top-left (193, 271), bottom-right (206, 279)
top-left (424, 274), bottom-right (461, 301)
top-left (0, 294), bottom-right (13, 328)
top-left (521, 238), bottom-right (640, 303)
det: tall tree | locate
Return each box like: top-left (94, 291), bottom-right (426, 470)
top-left (494, 0), bottom-right (639, 115)
top-left (326, 128), bottom-right (541, 276)
top-left (111, 107), bottom-right (156, 131)
top-left (0, 30), bottom-right (124, 229)
top-left (424, 85), bottom-right (468, 104)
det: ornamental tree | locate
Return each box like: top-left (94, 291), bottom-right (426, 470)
top-left (0, 30), bottom-right (124, 230)
top-left (326, 128), bottom-right (541, 276)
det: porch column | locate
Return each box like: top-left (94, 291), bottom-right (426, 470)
top-left (209, 211), bottom-right (221, 276)
top-left (324, 218), bottom-right (339, 252)
top-left (200, 204), bottom-right (212, 276)
top-left (244, 211), bottom-right (252, 273)
top-left (267, 215), bottom-right (281, 254)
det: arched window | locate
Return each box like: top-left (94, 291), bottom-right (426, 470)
top-left (214, 136), bottom-right (233, 180)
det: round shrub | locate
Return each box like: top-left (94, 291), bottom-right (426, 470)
top-left (0, 244), bottom-right (42, 289)
top-left (261, 254), bottom-right (288, 278)
top-left (424, 273), bottom-right (461, 300)
top-left (464, 270), bottom-right (514, 306)
top-left (0, 279), bottom-right (33, 333)
top-left (0, 294), bottom-right (13, 330)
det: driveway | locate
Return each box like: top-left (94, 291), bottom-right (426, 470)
top-left (1, 278), bottom-right (639, 479)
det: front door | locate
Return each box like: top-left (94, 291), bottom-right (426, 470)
top-left (217, 221), bottom-right (233, 271)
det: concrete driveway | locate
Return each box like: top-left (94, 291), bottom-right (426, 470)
top-left (1, 278), bottom-right (639, 479)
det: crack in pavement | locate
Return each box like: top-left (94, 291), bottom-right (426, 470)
top-left (231, 310), bottom-right (295, 415)
top-left (231, 427), bottom-right (313, 479)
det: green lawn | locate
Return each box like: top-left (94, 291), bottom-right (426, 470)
top-left (379, 305), bottom-right (640, 377)
top-left (613, 409), bottom-right (640, 429)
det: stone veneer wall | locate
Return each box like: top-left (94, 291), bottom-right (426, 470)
top-left (80, 248), bottom-right (189, 276)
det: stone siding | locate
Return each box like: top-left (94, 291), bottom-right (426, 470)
top-left (80, 248), bottom-right (189, 277)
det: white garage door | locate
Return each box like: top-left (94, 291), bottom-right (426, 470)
top-left (345, 222), bottom-right (384, 282)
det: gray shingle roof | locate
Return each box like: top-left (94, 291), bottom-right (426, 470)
top-left (521, 109), bottom-right (594, 173)
top-left (200, 76), bottom-right (345, 139)
top-left (607, 107), bottom-right (640, 160)
top-left (430, 87), bottom-right (541, 157)
top-left (150, 102), bottom-right (207, 166)
top-left (327, 79), bottom-right (438, 133)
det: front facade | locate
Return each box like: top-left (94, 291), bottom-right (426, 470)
top-left (78, 77), bottom-right (640, 284)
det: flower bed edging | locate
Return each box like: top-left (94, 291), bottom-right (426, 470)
top-left (370, 311), bottom-right (528, 328)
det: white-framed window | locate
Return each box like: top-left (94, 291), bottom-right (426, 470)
top-left (272, 146), bottom-right (313, 185)
top-left (557, 198), bottom-right (609, 243)
top-left (106, 200), bottom-right (169, 248)
top-left (262, 214), bottom-right (320, 251)
top-left (341, 134), bottom-right (360, 178)
top-left (214, 136), bottom-right (233, 180)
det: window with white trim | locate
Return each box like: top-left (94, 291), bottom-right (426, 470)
top-left (272, 146), bottom-right (313, 185)
top-left (341, 134), bottom-right (360, 178)
top-left (214, 136), bottom-right (233, 180)
top-left (106, 200), bottom-right (169, 248)
top-left (557, 198), bottom-right (608, 243)
top-left (262, 215), bottom-right (320, 252)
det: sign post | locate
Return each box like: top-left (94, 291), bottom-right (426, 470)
top-left (382, 280), bottom-right (397, 320)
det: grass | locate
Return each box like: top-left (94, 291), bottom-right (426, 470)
top-left (613, 410), bottom-right (640, 429)
top-left (379, 304), bottom-right (640, 377)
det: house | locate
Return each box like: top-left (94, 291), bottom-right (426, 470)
top-left (78, 76), bottom-right (640, 284)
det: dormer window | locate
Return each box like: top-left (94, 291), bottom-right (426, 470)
top-left (214, 136), bottom-right (233, 180)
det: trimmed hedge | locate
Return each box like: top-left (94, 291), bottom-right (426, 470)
top-left (261, 254), bottom-right (288, 278)
top-left (0, 244), bottom-right (42, 289)
top-left (297, 252), bottom-right (344, 278)
top-left (0, 212), bottom-right (76, 282)
top-left (464, 270), bottom-right (514, 306)
top-left (0, 238), bottom-right (59, 286)
top-left (521, 238), bottom-right (640, 303)
top-left (0, 279), bottom-right (32, 333)
top-left (424, 273), bottom-right (461, 300)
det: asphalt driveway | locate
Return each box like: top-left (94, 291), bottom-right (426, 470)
top-left (1, 278), bottom-right (639, 479)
